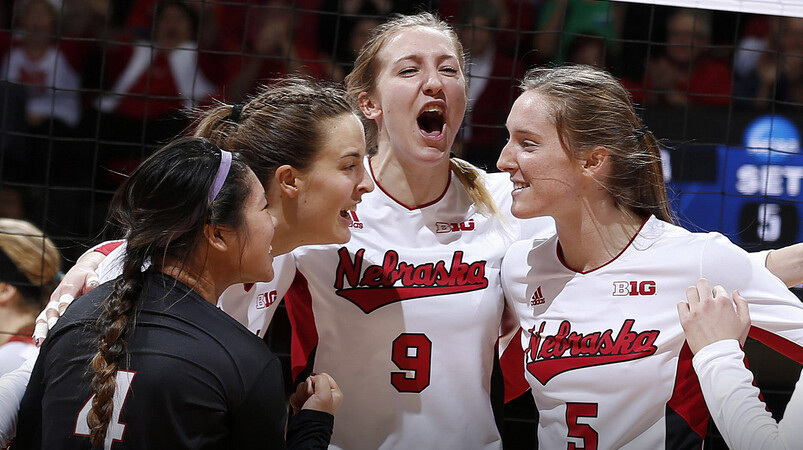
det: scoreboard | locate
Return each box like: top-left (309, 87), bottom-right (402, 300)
top-left (662, 113), bottom-right (803, 250)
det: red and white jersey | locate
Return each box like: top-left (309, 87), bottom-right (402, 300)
top-left (285, 160), bottom-right (554, 450)
top-left (501, 216), bottom-right (803, 450)
top-left (0, 334), bottom-right (36, 377)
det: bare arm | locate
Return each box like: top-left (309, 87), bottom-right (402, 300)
top-left (765, 243), bottom-right (803, 288)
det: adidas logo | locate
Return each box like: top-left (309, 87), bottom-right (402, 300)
top-left (530, 286), bottom-right (545, 306)
top-left (346, 210), bottom-right (364, 229)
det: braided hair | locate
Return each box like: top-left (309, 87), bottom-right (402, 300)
top-left (87, 138), bottom-right (251, 446)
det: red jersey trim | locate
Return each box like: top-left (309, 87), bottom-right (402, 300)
top-left (95, 240), bottom-right (125, 256)
top-left (285, 270), bottom-right (319, 380)
top-left (666, 342), bottom-right (709, 441)
top-left (368, 157), bottom-right (451, 211)
top-left (556, 216), bottom-right (650, 274)
top-left (5, 326), bottom-right (34, 345)
top-left (498, 328), bottom-right (530, 403)
top-left (749, 326), bottom-right (803, 363)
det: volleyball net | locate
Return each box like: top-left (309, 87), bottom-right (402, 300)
top-left (1, 0), bottom-right (801, 445)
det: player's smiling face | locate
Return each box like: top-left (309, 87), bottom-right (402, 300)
top-left (294, 113), bottom-right (373, 244)
top-left (363, 26), bottom-right (467, 165)
top-left (233, 168), bottom-right (276, 283)
top-left (497, 90), bottom-right (585, 220)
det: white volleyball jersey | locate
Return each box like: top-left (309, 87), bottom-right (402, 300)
top-left (501, 216), bottom-right (803, 450)
top-left (285, 161), bottom-right (554, 450)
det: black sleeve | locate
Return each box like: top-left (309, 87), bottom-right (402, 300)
top-left (227, 359), bottom-right (288, 449)
top-left (286, 410), bottom-right (334, 450)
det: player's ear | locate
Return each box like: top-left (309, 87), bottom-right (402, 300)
top-left (0, 282), bottom-right (17, 306)
top-left (580, 146), bottom-right (609, 176)
top-left (358, 92), bottom-right (382, 120)
top-left (204, 223), bottom-right (230, 252)
top-left (275, 165), bottom-right (300, 199)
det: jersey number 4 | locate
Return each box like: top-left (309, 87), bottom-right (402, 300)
top-left (391, 333), bottom-right (432, 392)
top-left (74, 370), bottom-right (136, 449)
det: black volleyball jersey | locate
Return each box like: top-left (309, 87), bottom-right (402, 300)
top-left (14, 272), bottom-right (332, 449)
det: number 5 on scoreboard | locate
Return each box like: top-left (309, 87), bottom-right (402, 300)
top-left (391, 333), bottom-right (432, 393)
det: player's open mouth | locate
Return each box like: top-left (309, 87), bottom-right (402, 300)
top-left (512, 182), bottom-right (529, 192)
top-left (417, 104), bottom-right (445, 140)
top-left (340, 205), bottom-right (357, 224)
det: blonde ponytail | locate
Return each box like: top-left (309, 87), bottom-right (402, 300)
top-left (449, 156), bottom-right (499, 217)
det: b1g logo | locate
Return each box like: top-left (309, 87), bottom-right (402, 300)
top-left (612, 281), bottom-right (656, 296)
top-left (256, 290), bottom-right (277, 309)
top-left (435, 220), bottom-right (475, 233)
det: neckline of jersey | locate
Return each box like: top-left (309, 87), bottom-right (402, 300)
top-left (367, 156), bottom-right (452, 211)
top-left (556, 215), bottom-right (652, 274)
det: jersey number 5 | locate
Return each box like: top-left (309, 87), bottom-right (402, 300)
top-left (567, 402), bottom-right (598, 450)
top-left (391, 333), bottom-right (432, 393)
top-left (75, 370), bottom-right (136, 448)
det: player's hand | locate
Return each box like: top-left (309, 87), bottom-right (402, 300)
top-left (33, 251), bottom-right (105, 346)
top-left (677, 278), bottom-right (751, 354)
top-left (289, 373), bottom-right (343, 416)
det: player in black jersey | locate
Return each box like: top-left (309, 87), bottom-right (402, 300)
top-left (14, 138), bottom-right (341, 449)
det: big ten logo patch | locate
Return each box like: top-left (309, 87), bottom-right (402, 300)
top-left (256, 290), bottom-right (278, 309)
top-left (612, 281), bottom-right (656, 296)
top-left (435, 219), bottom-right (475, 233)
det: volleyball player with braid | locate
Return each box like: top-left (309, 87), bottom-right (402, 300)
top-left (13, 138), bottom-right (342, 449)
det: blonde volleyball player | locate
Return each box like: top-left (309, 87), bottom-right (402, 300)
top-left (498, 65), bottom-right (803, 449)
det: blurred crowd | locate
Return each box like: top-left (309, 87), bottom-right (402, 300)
top-left (0, 0), bottom-right (801, 261)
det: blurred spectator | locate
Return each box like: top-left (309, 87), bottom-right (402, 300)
top-left (733, 15), bottom-right (779, 79)
top-left (94, 0), bottom-right (217, 186)
top-left (566, 32), bottom-right (608, 67)
top-left (317, 0), bottom-right (419, 76)
top-left (735, 16), bottom-right (803, 108)
top-left (0, 218), bottom-right (60, 376)
top-left (441, 0), bottom-right (538, 61)
top-left (328, 14), bottom-right (382, 82)
top-left (224, 0), bottom-right (327, 101)
top-left (457, 0), bottom-right (522, 171)
top-left (636, 8), bottom-right (731, 107)
top-left (1, 0), bottom-right (82, 130)
top-left (533, 0), bottom-right (623, 65)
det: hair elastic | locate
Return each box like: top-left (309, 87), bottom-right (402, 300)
top-left (229, 103), bottom-right (244, 123)
top-left (208, 150), bottom-right (232, 204)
